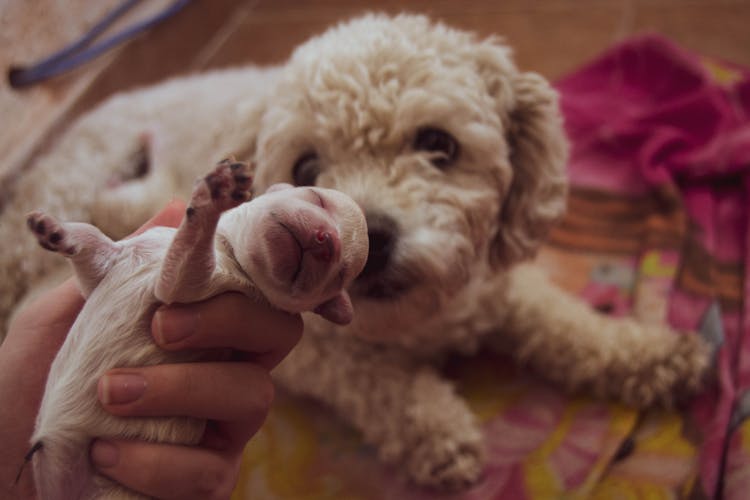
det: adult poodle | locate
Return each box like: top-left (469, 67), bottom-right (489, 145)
top-left (0, 14), bottom-right (711, 489)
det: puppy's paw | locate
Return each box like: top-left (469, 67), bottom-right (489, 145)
top-left (188, 157), bottom-right (253, 217)
top-left (27, 211), bottom-right (77, 255)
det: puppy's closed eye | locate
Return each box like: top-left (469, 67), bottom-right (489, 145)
top-left (293, 152), bottom-right (321, 186)
top-left (413, 127), bottom-right (459, 168)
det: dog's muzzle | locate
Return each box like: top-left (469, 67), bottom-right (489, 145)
top-left (353, 211), bottom-right (412, 299)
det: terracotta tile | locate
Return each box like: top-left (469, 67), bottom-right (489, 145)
top-left (631, 1), bottom-right (750, 67)
top-left (205, 1), bottom-right (633, 79)
top-left (3, 0), bottom-right (749, 194)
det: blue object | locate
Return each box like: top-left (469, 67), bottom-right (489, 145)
top-left (8, 0), bottom-right (193, 88)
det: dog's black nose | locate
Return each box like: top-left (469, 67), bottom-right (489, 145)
top-left (359, 212), bottom-right (398, 278)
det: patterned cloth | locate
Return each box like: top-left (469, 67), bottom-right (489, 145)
top-left (232, 35), bottom-right (750, 499)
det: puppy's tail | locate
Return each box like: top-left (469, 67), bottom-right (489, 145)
top-left (26, 434), bottom-right (93, 500)
top-left (14, 441), bottom-right (43, 485)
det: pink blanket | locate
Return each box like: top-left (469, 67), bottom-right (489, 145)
top-left (232, 35), bottom-right (750, 499)
top-left (554, 34), bottom-right (749, 499)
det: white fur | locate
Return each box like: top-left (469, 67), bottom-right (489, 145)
top-left (27, 172), bottom-right (367, 500)
top-left (1, 14), bottom-right (712, 492)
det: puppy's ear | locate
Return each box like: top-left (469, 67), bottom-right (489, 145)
top-left (313, 291), bottom-right (354, 325)
top-left (486, 61), bottom-right (569, 267)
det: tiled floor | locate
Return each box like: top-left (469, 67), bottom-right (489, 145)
top-left (2, 0), bottom-right (749, 185)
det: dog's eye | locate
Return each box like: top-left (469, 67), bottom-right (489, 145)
top-left (292, 152), bottom-right (321, 186)
top-left (413, 127), bottom-right (459, 168)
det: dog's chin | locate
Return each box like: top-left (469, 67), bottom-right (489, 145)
top-left (351, 274), bottom-right (413, 300)
top-left (350, 258), bottom-right (430, 301)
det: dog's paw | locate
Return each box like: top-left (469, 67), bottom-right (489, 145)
top-left (27, 211), bottom-right (77, 255)
top-left (612, 328), bottom-right (713, 408)
top-left (386, 371), bottom-right (485, 491)
top-left (404, 434), bottom-right (483, 491)
top-left (188, 157), bottom-right (253, 217)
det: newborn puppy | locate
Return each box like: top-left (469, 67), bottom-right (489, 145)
top-left (24, 159), bottom-right (368, 500)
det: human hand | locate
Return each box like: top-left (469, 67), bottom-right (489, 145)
top-left (91, 294), bottom-right (302, 499)
top-left (0, 278), bottom-right (84, 498)
top-left (0, 201), bottom-right (303, 499)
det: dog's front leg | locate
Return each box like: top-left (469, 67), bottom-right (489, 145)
top-left (274, 331), bottom-right (484, 491)
top-left (497, 263), bottom-right (712, 407)
top-left (155, 159), bottom-right (252, 304)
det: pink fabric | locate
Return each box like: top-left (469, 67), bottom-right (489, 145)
top-left (556, 34), bottom-right (750, 497)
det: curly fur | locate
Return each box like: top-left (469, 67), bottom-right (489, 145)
top-left (0, 14), bottom-right (711, 490)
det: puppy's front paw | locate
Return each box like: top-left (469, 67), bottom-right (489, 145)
top-left (188, 157), bottom-right (253, 216)
top-left (27, 211), bottom-right (77, 255)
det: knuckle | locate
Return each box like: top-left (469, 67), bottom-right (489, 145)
top-left (267, 314), bottom-right (302, 364)
top-left (234, 365), bottom-right (274, 428)
top-left (194, 459), bottom-right (238, 500)
top-left (181, 364), bottom-right (200, 398)
top-left (252, 367), bottom-right (275, 409)
top-left (140, 448), bottom-right (170, 491)
top-left (195, 469), bottom-right (224, 498)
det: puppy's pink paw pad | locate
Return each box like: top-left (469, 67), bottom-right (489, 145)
top-left (189, 158), bottom-right (254, 216)
top-left (206, 158), bottom-right (253, 208)
top-left (27, 211), bottom-right (76, 255)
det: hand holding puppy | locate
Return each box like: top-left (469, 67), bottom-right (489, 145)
top-left (1, 200), bottom-right (303, 499)
top-left (93, 291), bottom-right (303, 499)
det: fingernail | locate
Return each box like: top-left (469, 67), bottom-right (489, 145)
top-left (91, 440), bottom-right (119, 468)
top-left (154, 306), bottom-right (199, 345)
top-left (99, 372), bottom-right (147, 405)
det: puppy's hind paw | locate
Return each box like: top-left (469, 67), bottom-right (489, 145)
top-left (188, 157), bottom-right (253, 218)
top-left (27, 211), bottom-right (77, 255)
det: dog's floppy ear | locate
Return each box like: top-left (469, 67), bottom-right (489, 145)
top-left (475, 42), bottom-right (569, 267)
top-left (494, 71), bottom-right (568, 267)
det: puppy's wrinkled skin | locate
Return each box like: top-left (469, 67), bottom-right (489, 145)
top-left (25, 160), bottom-right (367, 500)
top-left (1, 14), bottom-right (712, 491)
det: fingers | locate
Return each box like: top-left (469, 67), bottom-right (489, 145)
top-left (6, 277), bottom-right (83, 360)
top-left (0, 278), bottom-right (84, 495)
top-left (98, 362), bottom-right (273, 448)
top-left (152, 293), bottom-right (303, 370)
top-left (91, 439), bottom-right (240, 500)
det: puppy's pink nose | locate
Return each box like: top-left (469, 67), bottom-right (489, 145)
top-left (310, 230), bottom-right (333, 261)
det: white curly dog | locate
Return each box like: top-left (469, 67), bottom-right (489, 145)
top-left (1, 14), bottom-right (711, 490)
